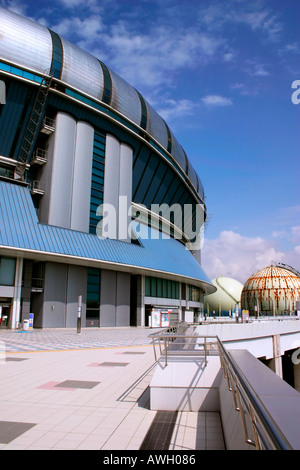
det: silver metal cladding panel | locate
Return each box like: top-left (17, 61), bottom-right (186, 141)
top-left (61, 37), bottom-right (104, 100)
top-left (0, 7), bottom-right (52, 74)
top-left (0, 7), bottom-right (203, 202)
top-left (187, 159), bottom-right (202, 196)
top-left (197, 175), bottom-right (205, 201)
top-left (109, 68), bottom-right (141, 126)
top-left (145, 99), bottom-right (168, 150)
top-left (171, 133), bottom-right (188, 172)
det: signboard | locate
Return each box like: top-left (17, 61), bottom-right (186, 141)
top-left (151, 310), bottom-right (161, 328)
top-left (185, 310), bottom-right (194, 324)
top-left (161, 311), bottom-right (170, 327)
top-left (29, 313), bottom-right (34, 329)
top-left (242, 310), bottom-right (249, 323)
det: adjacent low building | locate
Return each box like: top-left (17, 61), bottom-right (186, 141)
top-left (0, 7), bottom-right (215, 329)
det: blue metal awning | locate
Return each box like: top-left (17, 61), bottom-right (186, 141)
top-left (0, 181), bottom-right (215, 294)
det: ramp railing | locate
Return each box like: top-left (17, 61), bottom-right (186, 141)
top-left (149, 323), bottom-right (218, 367)
top-left (217, 337), bottom-right (293, 450)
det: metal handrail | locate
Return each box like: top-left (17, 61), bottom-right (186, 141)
top-left (217, 337), bottom-right (293, 450)
top-left (149, 324), bottom-right (218, 367)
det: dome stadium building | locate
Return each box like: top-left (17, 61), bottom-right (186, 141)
top-left (241, 265), bottom-right (300, 317)
top-left (0, 7), bottom-right (215, 329)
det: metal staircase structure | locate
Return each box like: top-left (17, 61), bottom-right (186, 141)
top-left (14, 72), bottom-right (54, 181)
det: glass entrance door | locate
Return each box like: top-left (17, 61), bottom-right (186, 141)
top-left (0, 303), bottom-right (11, 329)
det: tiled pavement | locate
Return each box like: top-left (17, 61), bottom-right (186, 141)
top-left (0, 327), bottom-right (225, 451)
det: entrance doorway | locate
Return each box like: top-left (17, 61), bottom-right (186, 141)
top-left (0, 300), bottom-right (11, 329)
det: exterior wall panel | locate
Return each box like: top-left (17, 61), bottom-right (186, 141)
top-left (65, 265), bottom-right (87, 328)
top-left (116, 272), bottom-right (131, 326)
top-left (100, 269), bottom-right (117, 327)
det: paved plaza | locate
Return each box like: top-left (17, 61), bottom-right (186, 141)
top-left (0, 327), bottom-right (225, 451)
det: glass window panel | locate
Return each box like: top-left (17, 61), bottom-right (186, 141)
top-left (0, 257), bottom-right (16, 286)
top-left (157, 279), bottom-right (162, 298)
top-left (151, 277), bottom-right (157, 297)
top-left (162, 279), bottom-right (168, 298)
top-left (167, 280), bottom-right (172, 298)
top-left (145, 276), bottom-right (151, 296)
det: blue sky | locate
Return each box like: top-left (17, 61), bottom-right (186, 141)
top-left (1, 0), bottom-right (299, 282)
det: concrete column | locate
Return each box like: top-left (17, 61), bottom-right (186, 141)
top-left (294, 361), bottom-right (300, 393)
top-left (71, 121), bottom-right (94, 232)
top-left (140, 274), bottom-right (145, 327)
top-left (179, 282), bottom-right (183, 322)
top-left (103, 135), bottom-right (133, 241)
top-left (39, 112), bottom-right (76, 228)
top-left (103, 134), bottom-right (120, 239)
top-left (272, 334), bottom-right (283, 378)
top-left (20, 260), bottom-right (33, 321)
top-left (100, 136), bottom-right (133, 326)
top-left (119, 142), bottom-right (133, 242)
top-left (11, 257), bottom-right (23, 329)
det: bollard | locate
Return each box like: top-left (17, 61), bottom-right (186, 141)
top-left (77, 295), bottom-right (82, 334)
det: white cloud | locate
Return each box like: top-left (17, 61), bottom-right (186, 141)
top-left (57, 0), bottom-right (101, 10)
top-left (279, 42), bottom-right (300, 55)
top-left (272, 225), bottom-right (300, 244)
top-left (201, 94), bottom-right (233, 107)
top-left (95, 26), bottom-right (223, 92)
top-left (198, 2), bottom-right (283, 43)
top-left (0, 0), bottom-right (27, 15)
top-left (291, 226), bottom-right (300, 243)
top-left (157, 99), bottom-right (199, 121)
top-left (49, 8), bottom-right (225, 94)
top-left (232, 10), bottom-right (282, 42)
top-left (52, 15), bottom-right (104, 41)
top-left (245, 60), bottom-right (269, 77)
top-left (201, 230), bottom-right (285, 283)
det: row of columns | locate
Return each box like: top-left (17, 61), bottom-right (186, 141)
top-left (36, 113), bottom-right (134, 327)
top-left (39, 112), bottom-right (94, 232)
top-left (99, 133), bottom-right (133, 326)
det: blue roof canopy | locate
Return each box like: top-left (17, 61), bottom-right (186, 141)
top-left (0, 181), bottom-right (215, 294)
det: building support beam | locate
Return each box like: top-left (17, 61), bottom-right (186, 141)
top-left (11, 257), bottom-right (23, 329)
top-left (272, 334), bottom-right (283, 379)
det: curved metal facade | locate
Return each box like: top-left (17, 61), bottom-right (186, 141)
top-left (0, 6), bottom-right (204, 202)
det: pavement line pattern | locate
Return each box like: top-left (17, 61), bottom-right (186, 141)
top-left (0, 327), bottom-right (225, 450)
top-left (0, 328), bottom-right (156, 353)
